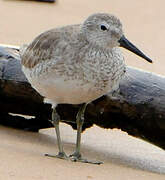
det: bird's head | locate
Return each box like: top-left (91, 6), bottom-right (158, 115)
top-left (82, 13), bottom-right (152, 63)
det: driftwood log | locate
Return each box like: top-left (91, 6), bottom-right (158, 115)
top-left (0, 45), bottom-right (165, 150)
top-left (37, 0), bottom-right (55, 2)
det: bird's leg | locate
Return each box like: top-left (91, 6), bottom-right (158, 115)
top-left (45, 107), bottom-right (68, 160)
top-left (70, 103), bottom-right (87, 159)
top-left (70, 103), bottom-right (103, 165)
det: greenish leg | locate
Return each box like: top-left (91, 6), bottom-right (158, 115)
top-left (45, 108), bottom-right (68, 160)
top-left (70, 103), bottom-right (103, 165)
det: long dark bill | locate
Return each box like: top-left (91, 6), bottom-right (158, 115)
top-left (118, 35), bottom-right (152, 63)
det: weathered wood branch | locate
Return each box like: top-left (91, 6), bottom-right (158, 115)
top-left (0, 46), bottom-right (165, 150)
top-left (36, 0), bottom-right (55, 2)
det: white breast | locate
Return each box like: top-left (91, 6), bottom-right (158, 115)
top-left (22, 66), bottom-right (114, 106)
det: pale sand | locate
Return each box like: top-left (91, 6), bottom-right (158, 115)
top-left (1, 125), bottom-right (165, 180)
top-left (1, 0), bottom-right (165, 179)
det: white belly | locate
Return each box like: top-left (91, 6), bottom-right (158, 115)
top-left (22, 66), bottom-right (118, 107)
top-left (31, 76), bottom-right (109, 105)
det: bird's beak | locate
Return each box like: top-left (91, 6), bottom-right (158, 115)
top-left (118, 35), bottom-right (152, 63)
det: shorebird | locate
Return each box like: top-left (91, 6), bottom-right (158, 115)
top-left (20, 13), bottom-right (152, 164)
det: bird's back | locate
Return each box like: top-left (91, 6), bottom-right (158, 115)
top-left (20, 24), bottom-right (82, 69)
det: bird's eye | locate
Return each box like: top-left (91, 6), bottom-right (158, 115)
top-left (100, 25), bottom-right (108, 31)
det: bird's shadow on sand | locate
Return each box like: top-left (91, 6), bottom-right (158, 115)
top-left (1, 125), bottom-right (165, 174)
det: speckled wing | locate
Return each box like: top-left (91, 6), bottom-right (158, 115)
top-left (20, 25), bottom-right (81, 69)
top-left (20, 29), bottom-right (63, 69)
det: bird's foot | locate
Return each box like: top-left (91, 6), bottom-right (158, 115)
top-left (69, 152), bottom-right (103, 165)
top-left (45, 152), bottom-right (69, 160)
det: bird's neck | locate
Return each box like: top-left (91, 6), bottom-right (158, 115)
top-left (87, 43), bottom-right (116, 58)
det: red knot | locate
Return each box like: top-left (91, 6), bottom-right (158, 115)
top-left (20, 13), bottom-right (152, 164)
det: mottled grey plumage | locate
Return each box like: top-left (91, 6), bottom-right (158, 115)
top-left (21, 14), bottom-right (125, 106)
top-left (20, 13), bottom-right (152, 164)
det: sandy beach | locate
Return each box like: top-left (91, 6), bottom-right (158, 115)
top-left (1, 0), bottom-right (165, 179)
